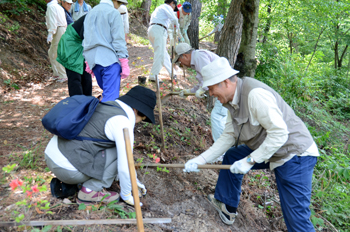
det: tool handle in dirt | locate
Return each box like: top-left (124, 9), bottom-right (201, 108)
top-left (156, 75), bottom-right (166, 151)
top-left (123, 128), bottom-right (144, 232)
top-left (135, 163), bottom-right (231, 170)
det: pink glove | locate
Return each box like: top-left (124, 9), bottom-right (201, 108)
top-left (119, 58), bottom-right (130, 79)
top-left (85, 61), bottom-right (95, 78)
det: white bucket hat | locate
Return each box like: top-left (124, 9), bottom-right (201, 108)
top-left (63, 0), bottom-right (73, 3)
top-left (173, 43), bottom-right (192, 63)
top-left (202, 57), bottom-right (239, 88)
top-left (118, 4), bottom-right (127, 14)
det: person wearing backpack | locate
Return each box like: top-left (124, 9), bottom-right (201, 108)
top-left (83, 0), bottom-right (129, 102)
top-left (168, 2), bottom-right (192, 46)
top-left (44, 86), bottom-right (157, 206)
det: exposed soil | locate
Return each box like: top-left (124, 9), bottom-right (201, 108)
top-left (0, 4), bottom-right (286, 232)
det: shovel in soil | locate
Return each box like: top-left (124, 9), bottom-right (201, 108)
top-left (161, 92), bottom-right (195, 104)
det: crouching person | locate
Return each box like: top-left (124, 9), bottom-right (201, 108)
top-left (45, 86), bottom-right (156, 206)
top-left (183, 58), bottom-right (319, 231)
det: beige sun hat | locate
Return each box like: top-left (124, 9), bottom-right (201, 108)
top-left (201, 57), bottom-right (239, 88)
top-left (173, 43), bottom-right (192, 63)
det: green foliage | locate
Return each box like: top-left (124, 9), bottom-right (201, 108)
top-left (0, 0), bottom-right (46, 15)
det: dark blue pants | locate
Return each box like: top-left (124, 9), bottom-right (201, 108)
top-left (215, 145), bottom-right (317, 232)
top-left (93, 63), bottom-right (121, 102)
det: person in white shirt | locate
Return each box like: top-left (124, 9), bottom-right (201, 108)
top-left (45, 86), bottom-right (157, 206)
top-left (206, 15), bottom-right (224, 39)
top-left (173, 43), bottom-right (227, 162)
top-left (168, 1), bottom-right (192, 46)
top-left (45, 0), bottom-right (68, 82)
top-left (118, 4), bottom-right (129, 43)
top-left (69, 0), bottom-right (92, 21)
top-left (148, 0), bottom-right (182, 82)
top-left (183, 57), bottom-right (319, 231)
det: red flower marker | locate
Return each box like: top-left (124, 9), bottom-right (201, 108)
top-left (26, 191), bottom-right (33, 198)
top-left (9, 179), bottom-right (23, 191)
top-left (31, 185), bottom-right (39, 193)
top-left (155, 157), bottom-right (160, 163)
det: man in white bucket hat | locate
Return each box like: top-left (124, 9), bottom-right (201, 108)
top-left (183, 57), bottom-right (319, 231)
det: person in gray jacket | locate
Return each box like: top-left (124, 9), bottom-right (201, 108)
top-left (45, 86), bottom-right (156, 206)
top-left (183, 57), bottom-right (319, 231)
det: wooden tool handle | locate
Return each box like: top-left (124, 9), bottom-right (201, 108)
top-left (123, 128), bottom-right (144, 232)
top-left (135, 163), bottom-right (231, 170)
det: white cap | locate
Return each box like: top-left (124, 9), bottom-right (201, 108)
top-left (63, 0), bottom-right (73, 3)
top-left (173, 43), bottom-right (192, 63)
top-left (202, 57), bottom-right (239, 88)
top-left (118, 4), bottom-right (127, 14)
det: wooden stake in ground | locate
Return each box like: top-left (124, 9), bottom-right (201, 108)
top-left (123, 128), bottom-right (144, 232)
top-left (156, 75), bottom-right (166, 151)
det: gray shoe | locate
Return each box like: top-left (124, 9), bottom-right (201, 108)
top-left (208, 194), bottom-right (238, 225)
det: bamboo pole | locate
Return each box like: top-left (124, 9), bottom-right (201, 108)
top-left (156, 75), bottom-right (166, 151)
top-left (0, 218), bottom-right (171, 227)
top-left (123, 128), bottom-right (144, 232)
top-left (135, 163), bottom-right (231, 170)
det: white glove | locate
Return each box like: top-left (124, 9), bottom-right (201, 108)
top-left (179, 89), bottom-right (191, 97)
top-left (183, 155), bottom-right (206, 173)
top-left (47, 33), bottom-right (53, 44)
top-left (195, 88), bottom-right (206, 98)
top-left (230, 157), bottom-right (254, 174)
top-left (170, 37), bottom-right (174, 47)
top-left (137, 180), bottom-right (147, 197)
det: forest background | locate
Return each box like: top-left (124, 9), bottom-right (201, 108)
top-left (0, 0), bottom-right (349, 231)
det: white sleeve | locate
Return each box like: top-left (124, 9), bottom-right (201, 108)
top-left (105, 115), bottom-right (135, 199)
top-left (248, 88), bottom-right (289, 163)
top-left (124, 11), bottom-right (129, 34)
top-left (200, 111), bottom-right (236, 163)
top-left (165, 6), bottom-right (179, 29)
top-left (46, 6), bottom-right (57, 34)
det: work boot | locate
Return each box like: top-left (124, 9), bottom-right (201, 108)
top-left (208, 194), bottom-right (238, 225)
top-left (77, 187), bottom-right (119, 204)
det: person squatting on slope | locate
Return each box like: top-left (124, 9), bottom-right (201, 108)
top-left (148, 0), bottom-right (183, 82)
top-left (173, 43), bottom-right (228, 161)
top-left (168, 1), bottom-right (192, 46)
top-left (45, 0), bottom-right (68, 82)
top-left (45, 86), bottom-right (157, 206)
top-left (83, 0), bottom-right (130, 102)
top-left (70, 0), bottom-right (92, 21)
top-left (57, 14), bottom-right (92, 96)
top-left (184, 57), bottom-right (319, 231)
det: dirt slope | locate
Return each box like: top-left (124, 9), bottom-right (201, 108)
top-left (0, 4), bottom-right (286, 232)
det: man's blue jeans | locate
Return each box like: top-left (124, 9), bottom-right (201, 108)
top-left (215, 145), bottom-right (317, 232)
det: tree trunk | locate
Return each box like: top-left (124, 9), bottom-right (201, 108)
top-left (188, 0), bottom-right (202, 49)
top-left (140, 0), bottom-right (152, 26)
top-left (262, 2), bottom-right (271, 43)
top-left (217, 0), bottom-right (259, 78)
top-left (216, 0), bottom-right (244, 65)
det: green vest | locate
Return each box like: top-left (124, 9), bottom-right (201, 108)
top-left (58, 101), bottom-right (127, 180)
top-left (224, 77), bottom-right (314, 163)
top-left (56, 25), bottom-right (84, 74)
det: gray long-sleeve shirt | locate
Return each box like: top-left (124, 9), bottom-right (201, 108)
top-left (83, 2), bottom-right (128, 70)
